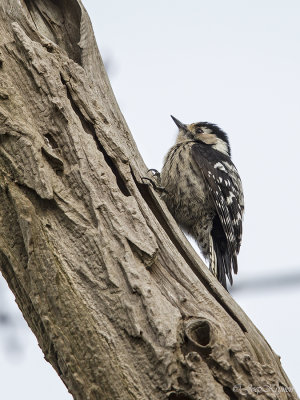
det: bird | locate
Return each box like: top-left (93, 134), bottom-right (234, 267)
top-left (159, 116), bottom-right (244, 289)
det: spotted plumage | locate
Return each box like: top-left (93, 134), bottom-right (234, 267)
top-left (160, 116), bottom-right (244, 289)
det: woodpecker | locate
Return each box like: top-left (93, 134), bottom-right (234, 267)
top-left (160, 116), bottom-right (244, 289)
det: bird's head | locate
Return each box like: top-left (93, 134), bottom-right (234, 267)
top-left (171, 115), bottom-right (231, 156)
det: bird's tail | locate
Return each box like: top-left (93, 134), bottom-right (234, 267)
top-left (209, 236), bottom-right (234, 290)
top-left (209, 234), bottom-right (217, 276)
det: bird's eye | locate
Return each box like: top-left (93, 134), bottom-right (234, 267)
top-left (196, 127), bottom-right (203, 134)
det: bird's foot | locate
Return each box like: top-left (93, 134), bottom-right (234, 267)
top-left (147, 169), bottom-right (160, 178)
top-left (141, 169), bottom-right (167, 193)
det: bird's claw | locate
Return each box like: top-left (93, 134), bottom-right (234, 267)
top-left (141, 177), bottom-right (167, 193)
top-left (141, 169), bottom-right (167, 193)
top-left (147, 168), bottom-right (160, 178)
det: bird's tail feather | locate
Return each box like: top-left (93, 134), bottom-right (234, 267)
top-left (232, 254), bottom-right (238, 274)
top-left (210, 238), bottom-right (234, 290)
top-left (209, 235), bottom-right (217, 277)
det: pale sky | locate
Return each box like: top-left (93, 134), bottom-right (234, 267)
top-left (0, 1), bottom-right (299, 398)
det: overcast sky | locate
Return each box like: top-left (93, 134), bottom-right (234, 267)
top-left (0, 1), bottom-right (299, 398)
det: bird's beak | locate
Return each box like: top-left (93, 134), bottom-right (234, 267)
top-left (171, 115), bottom-right (187, 131)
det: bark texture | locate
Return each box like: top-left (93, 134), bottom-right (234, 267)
top-left (0, 1), bottom-right (297, 399)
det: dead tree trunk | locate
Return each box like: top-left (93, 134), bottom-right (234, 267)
top-left (0, 1), bottom-right (297, 399)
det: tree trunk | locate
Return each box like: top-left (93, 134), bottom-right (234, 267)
top-left (0, 1), bottom-right (296, 399)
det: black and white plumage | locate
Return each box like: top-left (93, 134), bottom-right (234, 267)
top-left (160, 116), bottom-right (244, 289)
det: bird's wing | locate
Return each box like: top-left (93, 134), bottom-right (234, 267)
top-left (191, 143), bottom-right (244, 269)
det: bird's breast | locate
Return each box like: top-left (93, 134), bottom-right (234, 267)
top-left (161, 142), bottom-right (213, 229)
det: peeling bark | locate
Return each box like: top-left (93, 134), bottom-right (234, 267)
top-left (0, 1), bottom-right (297, 399)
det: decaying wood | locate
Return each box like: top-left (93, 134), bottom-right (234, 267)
top-left (0, 1), bottom-right (297, 399)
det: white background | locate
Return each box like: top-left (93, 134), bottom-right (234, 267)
top-left (0, 0), bottom-right (299, 398)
